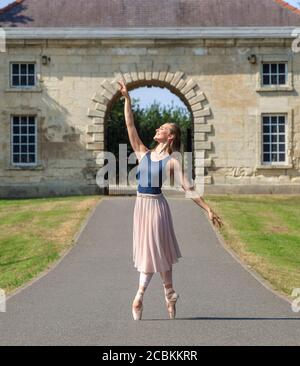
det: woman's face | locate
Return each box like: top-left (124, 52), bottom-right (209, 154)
top-left (154, 124), bottom-right (171, 143)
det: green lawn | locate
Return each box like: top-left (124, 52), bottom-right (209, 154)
top-left (0, 195), bottom-right (101, 294)
top-left (205, 194), bottom-right (300, 299)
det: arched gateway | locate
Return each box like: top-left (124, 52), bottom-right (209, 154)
top-left (87, 71), bottom-right (212, 194)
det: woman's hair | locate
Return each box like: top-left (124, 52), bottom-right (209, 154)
top-left (150, 122), bottom-right (181, 155)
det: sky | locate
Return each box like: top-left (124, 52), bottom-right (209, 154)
top-left (284, 0), bottom-right (300, 6)
top-left (0, 0), bottom-right (14, 7)
top-left (130, 86), bottom-right (187, 110)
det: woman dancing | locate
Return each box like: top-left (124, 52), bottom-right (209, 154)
top-left (118, 80), bottom-right (222, 320)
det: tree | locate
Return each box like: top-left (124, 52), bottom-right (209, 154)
top-left (106, 97), bottom-right (192, 181)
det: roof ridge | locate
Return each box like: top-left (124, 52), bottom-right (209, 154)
top-left (0, 0), bottom-right (24, 15)
top-left (274, 0), bottom-right (300, 16)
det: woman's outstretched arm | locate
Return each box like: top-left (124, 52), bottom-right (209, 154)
top-left (118, 80), bottom-right (148, 161)
top-left (170, 157), bottom-right (223, 228)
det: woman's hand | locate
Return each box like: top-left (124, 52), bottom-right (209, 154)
top-left (118, 79), bottom-right (130, 99)
top-left (207, 207), bottom-right (223, 228)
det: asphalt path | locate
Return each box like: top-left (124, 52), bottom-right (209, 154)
top-left (0, 195), bottom-right (299, 346)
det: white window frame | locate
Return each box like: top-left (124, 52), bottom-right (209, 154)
top-left (261, 114), bottom-right (287, 166)
top-left (255, 108), bottom-right (293, 169)
top-left (261, 62), bottom-right (288, 87)
top-left (256, 54), bottom-right (294, 92)
top-left (5, 55), bottom-right (42, 93)
top-left (10, 115), bottom-right (38, 167)
top-left (10, 62), bottom-right (37, 88)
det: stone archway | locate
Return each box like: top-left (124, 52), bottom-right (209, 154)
top-left (86, 67), bottom-right (213, 194)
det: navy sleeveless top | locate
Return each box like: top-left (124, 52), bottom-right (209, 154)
top-left (136, 151), bottom-right (172, 194)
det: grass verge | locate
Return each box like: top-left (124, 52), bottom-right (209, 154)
top-left (0, 195), bottom-right (102, 295)
top-left (205, 194), bottom-right (300, 299)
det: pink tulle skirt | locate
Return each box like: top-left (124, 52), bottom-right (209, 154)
top-left (133, 191), bottom-right (182, 273)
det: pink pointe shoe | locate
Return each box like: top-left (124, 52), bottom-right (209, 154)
top-left (132, 290), bottom-right (144, 320)
top-left (165, 288), bottom-right (179, 319)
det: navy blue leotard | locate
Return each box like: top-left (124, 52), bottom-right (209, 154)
top-left (136, 151), bottom-right (171, 194)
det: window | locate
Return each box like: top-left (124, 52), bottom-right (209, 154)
top-left (11, 116), bottom-right (37, 165)
top-left (10, 63), bottom-right (36, 87)
top-left (262, 114), bottom-right (286, 164)
top-left (256, 55), bottom-right (293, 92)
top-left (262, 62), bottom-right (287, 86)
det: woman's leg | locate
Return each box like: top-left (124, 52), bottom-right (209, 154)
top-left (132, 272), bottom-right (154, 310)
top-left (160, 266), bottom-right (173, 286)
top-left (159, 267), bottom-right (173, 288)
top-left (159, 267), bottom-right (175, 298)
top-left (160, 266), bottom-right (179, 319)
top-left (139, 271), bottom-right (154, 291)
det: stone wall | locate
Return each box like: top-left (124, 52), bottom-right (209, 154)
top-left (0, 38), bottom-right (299, 197)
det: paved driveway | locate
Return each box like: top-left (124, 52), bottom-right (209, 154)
top-left (0, 195), bottom-right (299, 346)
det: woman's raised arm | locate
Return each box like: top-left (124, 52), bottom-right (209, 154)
top-left (118, 80), bottom-right (148, 161)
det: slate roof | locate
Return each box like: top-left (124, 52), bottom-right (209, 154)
top-left (0, 0), bottom-right (300, 27)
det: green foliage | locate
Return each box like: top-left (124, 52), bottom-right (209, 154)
top-left (106, 96), bottom-right (192, 180)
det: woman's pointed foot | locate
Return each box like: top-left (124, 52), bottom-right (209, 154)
top-left (165, 288), bottom-right (179, 319)
top-left (132, 290), bottom-right (144, 320)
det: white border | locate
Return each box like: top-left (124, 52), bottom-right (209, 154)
top-left (2, 27), bottom-right (300, 39)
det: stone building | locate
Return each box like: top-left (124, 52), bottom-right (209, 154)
top-left (0, 0), bottom-right (300, 197)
